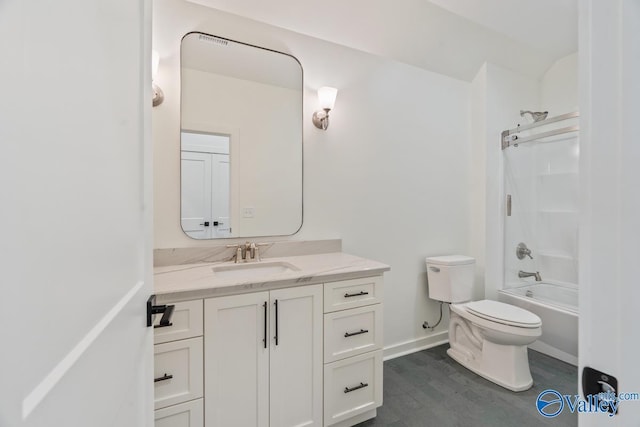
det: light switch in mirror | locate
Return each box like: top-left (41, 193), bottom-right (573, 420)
top-left (180, 32), bottom-right (303, 239)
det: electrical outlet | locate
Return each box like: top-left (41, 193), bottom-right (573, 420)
top-left (242, 207), bottom-right (255, 218)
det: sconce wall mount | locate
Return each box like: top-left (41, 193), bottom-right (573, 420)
top-left (312, 109), bottom-right (330, 130)
top-left (153, 83), bottom-right (164, 107)
top-left (312, 86), bottom-right (337, 130)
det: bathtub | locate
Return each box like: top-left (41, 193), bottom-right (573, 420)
top-left (498, 283), bottom-right (578, 366)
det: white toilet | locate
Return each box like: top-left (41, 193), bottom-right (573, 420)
top-left (425, 255), bottom-right (542, 392)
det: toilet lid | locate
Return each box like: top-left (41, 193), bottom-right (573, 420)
top-left (466, 300), bottom-right (541, 328)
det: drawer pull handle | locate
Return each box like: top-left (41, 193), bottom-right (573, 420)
top-left (344, 291), bottom-right (369, 298)
top-left (274, 299), bottom-right (279, 346)
top-left (344, 329), bottom-right (369, 338)
top-left (154, 373), bottom-right (173, 383)
top-left (263, 301), bottom-right (268, 349)
top-left (344, 382), bottom-right (369, 393)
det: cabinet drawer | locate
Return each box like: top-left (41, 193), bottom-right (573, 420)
top-left (324, 350), bottom-right (383, 426)
top-left (155, 399), bottom-right (203, 427)
top-left (154, 300), bottom-right (203, 344)
top-left (324, 304), bottom-right (383, 363)
top-left (324, 276), bottom-right (383, 313)
top-left (154, 337), bottom-right (203, 410)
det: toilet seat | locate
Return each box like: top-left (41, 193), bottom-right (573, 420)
top-left (465, 300), bottom-right (541, 328)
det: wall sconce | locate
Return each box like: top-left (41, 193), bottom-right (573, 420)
top-left (312, 86), bottom-right (338, 130)
top-left (152, 50), bottom-right (164, 107)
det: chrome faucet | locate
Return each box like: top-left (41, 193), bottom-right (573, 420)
top-left (226, 241), bottom-right (267, 263)
top-left (518, 270), bottom-right (542, 282)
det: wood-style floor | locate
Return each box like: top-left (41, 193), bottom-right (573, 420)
top-left (357, 344), bottom-right (578, 427)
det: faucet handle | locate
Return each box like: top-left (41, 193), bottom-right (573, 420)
top-left (253, 243), bottom-right (271, 262)
top-left (516, 242), bottom-right (534, 260)
top-left (225, 244), bottom-right (244, 263)
top-left (248, 242), bottom-right (257, 260)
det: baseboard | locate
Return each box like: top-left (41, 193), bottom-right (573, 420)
top-left (529, 340), bottom-right (578, 366)
top-left (383, 331), bottom-right (449, 361)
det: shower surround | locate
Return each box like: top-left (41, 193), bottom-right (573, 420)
top-left (500, 112), bottom-right (579, 365)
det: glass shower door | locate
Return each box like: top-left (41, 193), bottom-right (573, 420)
top-left (502, 118), bottom-right (580, 290)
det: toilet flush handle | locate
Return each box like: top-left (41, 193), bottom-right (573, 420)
top-left (429, 266), bottom-right (440, 273)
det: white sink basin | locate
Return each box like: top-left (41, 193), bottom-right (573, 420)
top-left (212, 261), bottom-right (300, 280)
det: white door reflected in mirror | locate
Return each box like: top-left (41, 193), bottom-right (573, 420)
top-left (181, 132), bottom-right (231, 239)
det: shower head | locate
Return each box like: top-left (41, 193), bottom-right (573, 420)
top-left (520, 110), bottom-right (548, 122)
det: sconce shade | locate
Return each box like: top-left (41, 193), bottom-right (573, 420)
top-left (317, 86), bottom-right (338, 111)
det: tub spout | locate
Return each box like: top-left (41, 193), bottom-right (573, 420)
top-left (519, 270), bottom-right (542, 281)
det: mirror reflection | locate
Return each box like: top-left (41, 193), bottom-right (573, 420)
top-left (180, 32), bottom-right (303, 239)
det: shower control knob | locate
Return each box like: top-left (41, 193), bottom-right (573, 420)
top-left (516, 242), bottom-right (533, 260)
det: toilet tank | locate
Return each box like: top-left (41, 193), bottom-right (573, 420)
top-left (425, 255), bottom-right (475, 303)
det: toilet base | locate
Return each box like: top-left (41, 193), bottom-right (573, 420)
top-left (447, 340), bottom-right (533, 391)
top-left (447, 310), bottom-right (536, 392)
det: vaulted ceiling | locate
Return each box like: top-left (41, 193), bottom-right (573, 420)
top-left (429, 0), bottom-right (577, 61)
top-left (185, 0), bottom-right (577, 81)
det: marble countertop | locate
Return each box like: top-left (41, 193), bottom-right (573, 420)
top-left (154, 252), bottom-right (390, 303)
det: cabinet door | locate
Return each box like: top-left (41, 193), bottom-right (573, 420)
top-left (205, 292), bottom-right (270, 427)
top-left (270, 285), bottom-right (323, 427)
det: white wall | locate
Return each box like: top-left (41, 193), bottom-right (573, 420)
top-left (153, 0), bottom-right (471, 354)
top-left (542, 53), bottom-right (579, 116)
top-left (469, 65), bottom-right (488, 301)
top-left (470, 62), bottom-right (540, 299)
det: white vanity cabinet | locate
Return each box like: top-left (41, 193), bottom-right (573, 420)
top-left (204, 284), bottom-right (323, 427)
top-left (153, 270), bottom-right (386, 427)
top-left (153, 300), bottom-right (204, 427)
